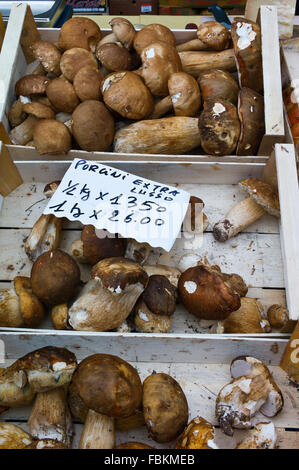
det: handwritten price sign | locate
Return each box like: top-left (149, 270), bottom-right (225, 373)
top-left (43, 159), bottom-right (191, 252)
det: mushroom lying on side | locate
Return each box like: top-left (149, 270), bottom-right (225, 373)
top-left (197, 69), bottom-right (239, 105)
top-left (25, 439), bottom-right (69, 449)
top-left (236, 422), bottom-right (277, 449)
top-left (174, 416), bottom-right (218, 449)
top-left (68, 257), bottom-right (148, 331)
top-left (0, 423), bottom-right (33, 449)
top-left (98, 17), bottom-right (136, 50)
top-left (70, 354), bottom-right (142, 449)
top-left (213, 177), bottom-right (280, 242)
top-left (267, 304), bottom-right (295, 332)
top-left (133, 23), bottom-right (176, 55)
top-left (179, 49), bottom-right (236, 78)
top-left (177, 21), bottom-right (231, 53)
top-left (236, 87), bottom-right (265, 156)
top-left (9, 102), bottom-right (55, 146)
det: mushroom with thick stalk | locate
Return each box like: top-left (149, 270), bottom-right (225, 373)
top-left (236, 87), bottom-right (265, 156)
top-left (213, 177), bottom-right (280, 242)
top-left (98, 17), bottom-right (136, 50)
top-left (197, 21), bottom-right (231, 51)
top-left (30, 40), bottom-right (61, 76)
top-left (236, 422), bottom-right (277, 449)
top-left (33, 119), bottom-right (72, 155)
top-left (68, 257), bottom-right (148, 331)
top-left (179, 48), bottom-right (236, 78)
top-left (58, 17), bottom-right (101, 52)
top-left (0, 423), bottom-right (33, 449)
top-left (174, 416), bottom-right (218, 449)
top-left (70, 354), bottom-right (142, 449)
top-left (197, 69), bottom-right (239, 105)
top-left (134, 24), bottom-right (176, 55)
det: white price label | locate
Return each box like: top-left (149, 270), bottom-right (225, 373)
top-left (43, 159), bottom-right (191, 252)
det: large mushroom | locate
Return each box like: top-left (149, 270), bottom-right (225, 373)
top-left (15, 74), bottom-right (50, 97)
top-left (73, 66), bottom-right (104, 102)
top-left (197, 69), bottom-right (239, 105)
top-left (58, 17), bottom-right (102, 52)
top-left (236, 87), bottom-right (265, 156)
top-left (70, 354), bottom-right (142, 448)
top-left (60, 47), bottom-right (98, 82)
top-left (213, 177), bottom-right (280, 242)
top-left (133, 24), bottom-right (176, 56)
top-left (96, 43), bottom-right (132, 72)
top-left (46, 77), bottom-right (79, 113)
top-left (33, 119), bottom-right (72, 155)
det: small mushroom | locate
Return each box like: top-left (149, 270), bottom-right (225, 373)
top-left (124, 239), bottom-right (150, 265)
top-left (101, 71), bottom-right (154, 120)
top-left (60, 47), bottom-right (98, 82)
top-left (0, 276), bottom-right (45, 328)
top-left (213, 178), bottom-right (280, 242)
top-left (197, 21), bottom-right (231, 51)
top-left (72, 100), bottom-right (115, 152)
top-left (174, 416), bottom-right (218, 449)
top-left (71, 354), bottom-right (142, 449)
top-left (134, 24), bottom-right (176, 56)
top-left (143, 372), bottom-right (188, 443)
top-left (198, 98), bottom-right (240, 156)
top-left (116, 442), bottom-right (153, 449)
top-left (46, 77), bottom-right (79, 113)
top-left (68, 257), bottom-right (148, 331)
top-left (58, 17), bottom-right (102, 52)
top-left (236, 87), bottom-right (265, 156)
top-left (143, 264), bottom-right (181, 288)
top-left (197, 69), bottom-right (239, 105)
top-left (109, 17), bottom-right (136, 50)
top-left (236, 422), bottom-right (277, 449)
top-left (216, 297), bottom-right (271, 334)
top-left (33, 119), bottom-right (72, 155)
top-left (267, 304), bottom-right (290, 330)
top-left (0, 423), bottom-right (33, 449)
top-left (30, 41), bottom-right (61, 76)
top-left (15, 75), bottom-right (50, 97)
top-left (73, 66), bottom-right (104, 102)
top-left (31, 249), bottom-right (81, 306)
top-left (151, 72), bottom-right (201, 119)
top-left (51, 303), bottom-right (69, 330)
top-left (96, 43), bottom-right (132, 72)
top-left (134, 275), bottom-right (177, 333)
top-left (70, 225), bottom-right (126, 265)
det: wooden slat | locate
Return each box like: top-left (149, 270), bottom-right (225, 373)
top-left (0, 142), bottom-right (23, 197)
top-left (0, 13), bottom-right (5, 51)
top-left (246, 0), bottom-right (296, 38)
top-left (19, 5), bottom-right (40, 64)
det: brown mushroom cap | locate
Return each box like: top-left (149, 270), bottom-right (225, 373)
top-left (73, 66), bottom-right (104, 102)
top-left (110, 17), bottom-right (136, 50)
top-left (174, 416), bottom-right (217, 449)
top-left (58, 17), bottom-right (102, 52)
top-left (91, 257), bottom-right (148, 292)
top-left (80, 225), bottom-right (126, 265)
top-left (72, 100), bottom-right (115, 151)
top-left (239, 178), bottom-right (280, 217)
top-left (60, 47), bottom-right (98, 82)
top-left (178, 264), bottom-right (241, 320)
top-left (140, 42), bottom-right (182, 97)
top-left (197, 21), bottom-right (231, 51)
top-left (23, 102), bottom-right (55, 120)
top-left (221, 297), bottom-right (271, 334)
top-left (43, 180), bottom-right (61, 198)
top-left (198, 98), bottom-right (240, 155)
top-left (236, 87), bottom-right (265, 156)
top-left (197, 69), bottom-right (239, 105)
top-left (46, 77), bottom-right (79, 113)
top-left (70, 354), bottom-right (142, 418)
top-left (31, 249), bottom-right (80, 305)
top-left (134, 24), bottom-right (176, 56)
top-left (33, 119), bottom-right (72, 155)
top-left (142, 275), bottom-right (177, 316)
top-left (102, 71), bottom-right (154, 120)
top-left (116, 442), bottom-right (153, 449)
top-left (168, 72), bottom-right (201, 116)
top-left (30, 40), bottom-right (61, 75)
top-left (13, 276), bottom-right (45, 328)
top-left (96, 43), bottom-right (132, 72)
top-left (267, 304), bottom-right (289, 329)
top-left (15, 75), bottom-right (51, 96)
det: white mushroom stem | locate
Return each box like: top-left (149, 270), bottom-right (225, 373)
top-left (79, 409), bottom-right (115, 449)
top-left (179, 49), bottom-right (236, 77)
top-left (213, 197), bottom-right (265, 242)
top-left (25, 214), bottom-right (62, 262)
top-left (176, 38), bottom-right (207, 52)
top-left (28, 387), bottom-right (73, 447)
top-left (9, 115), bottom-right (39, 145)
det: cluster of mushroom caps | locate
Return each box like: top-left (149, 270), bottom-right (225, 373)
top-left (0, 347), bottom-right (280, 449)
top-left (9, 15), bottom-right (265, 156)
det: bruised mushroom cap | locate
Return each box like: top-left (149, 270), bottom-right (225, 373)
top-left (198, 98), bottom-right (240, 155)
top-left (72, 100), bottom-right (115, 152)
top-left (116, 442), bottom-right (153, 449)
top-left (73, 66), bottom-right (104, 102)
top-left (102, 71), bottom-right (154, 119)
top-left (22, 102), bottom-right (55, 120)
top-left (91, 257), bottom-right (148, 293)
top-left (58, 17), bottom-right (102, 52)
top-left (96, 43), bottom-right (132, 72)
top-left (178, 264), bottom-right (241, 320)
top-left (109, 17), bottom-right (136, 50)
top-left (33, 119), bottom-right (72, 155)
top-left (0, 423), bottom-right (33, 449)
top-left (30, 40), bottom-right (61, 75)
top-left (236, 422), bottom-right (277, 449)
top-left (80, 225), bottom-right (126, 264)
top-left (15, 75), bottom-right (51, 96)
top-left (60, 47), bottom-right (98, 82)
top-left (239, 178), bottom-right (280, 217)
top-left (140, 42), bottom-right (182, 97)
top-left (134, 24), bottom-right (176, 56)
top-left (13, 276), bottom-right (45, 328)
top-left (31, 249), bottom-right (81, 306)
top-left (142, 275), bottom-right (176, 316)
top-left (197, 21), bottom-right (231, 51)
top-left (46, 77), bottom-right (79, 113)
top-left (236, 88), bottom-right (265, 156)
top-left (174, 416), bottom-right (218, 449)
top-left (168, 72), bottom-right (201, 117)
top-left (71, 354), bottom-right (142, 418)
top-left (197, 69), bottom-right (239, 105)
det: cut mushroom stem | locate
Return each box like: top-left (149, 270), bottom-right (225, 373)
top-left (25, 214), bottom-right (62, 262)
top-left (79, 409), bottom-right (115, 449)
top-left (9, 115), bottom-right (39, 145)
top-left (176, 38), bottom-right (207, 52)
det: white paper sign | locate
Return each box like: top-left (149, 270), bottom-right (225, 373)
top-left (43, 158), bottom-right (191, 252)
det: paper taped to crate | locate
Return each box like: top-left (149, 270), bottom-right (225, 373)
top-left (43, 158), bottom-right (191, 252)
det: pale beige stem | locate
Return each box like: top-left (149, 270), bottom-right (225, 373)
top-left (176, 38), bottom-right (207, 52)
top-left (9, 115), bottom-right (39, 145)
top-left (150, 96), bottom-right (173, 119)
top-left (179, 49), bottom-right (236, 77)
top-left (25, 213), bottom-right (62, 262)
top-left (97, 33), bottom-right (117, 47)
top-left (79, 409), bottom-right (115, 449)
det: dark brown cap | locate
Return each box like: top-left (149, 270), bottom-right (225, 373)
top-left (91, 257), bottom-right (148, 292)
top-left (81, 225), bottom-right (126, 265)
top-left (142, 275), bottom-right (176, 316)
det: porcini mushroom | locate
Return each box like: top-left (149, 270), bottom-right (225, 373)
top-left (70, 225), bottom-right (126, 265)
top-left (96, 43), bottom-right (132, 72)
top-left (8, 97), bottom-right (28, 128)
top-left (72, 100), bottom-right (115, 152)
top-left (46, 77), bottom-right (80, 113)
top-left (198, 98), bottom-right (240, 155)
top-left (213, 177), bottom-right (280, 242)
top-left (143, 264), bottom-right (181, 288)
top-left (30, 41), bottom-right (61, 76)
top-left (101, 71), bottom-right (154, 120)
top-left (33, 119), bottom-right (72, 155)
top-left (70, 354), bottom-right (142, 448)
top-left (0, 423), bottom-right (33, 449)
top-left (98, 17), bottom-right (136, 50)
top-left (236, 422), bottom-right (277, 449)
top-left (15, 74), bottom-right (50, 97)
top-left (51, 303), bottom-right (69, 330)
top-left (60, 47), bottom-right (98, 82)
top-left (73, 66), bottom-right (104, 102)
top-left (197, 21), bottom-right (231, 51)
top-left (267, 304), bottom-right (290, 330)
top-left (134, 24), bottom-right (176, 56)
top-left (124, 239), bottom-right (150, 265)
top-left (198, 69), bottom-right (239, 105)
top-left (68, 257), bottom-right (148, 331)
top-left (236, 87), bottom-right (265, 156)
top-left (179, 49), bottom-right (236, 77)
top-left (58, 17), bottom-right (102, 52)
top-left (174, 416), bottom-right (218, 449)
top-left (134, 275), bottom-right (177, 333)
top-left (31, 249), bottom-right (81, 306)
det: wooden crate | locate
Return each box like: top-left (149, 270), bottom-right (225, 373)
top-left (0, 332), bottom-right (298, 448)
top-left (0, 3), bottom-right (285, 159)
top-left (0, 142), bottom-right (299, 338)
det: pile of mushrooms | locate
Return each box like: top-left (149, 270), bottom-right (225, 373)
top-left (8, 15), bottom-right (265, 157)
